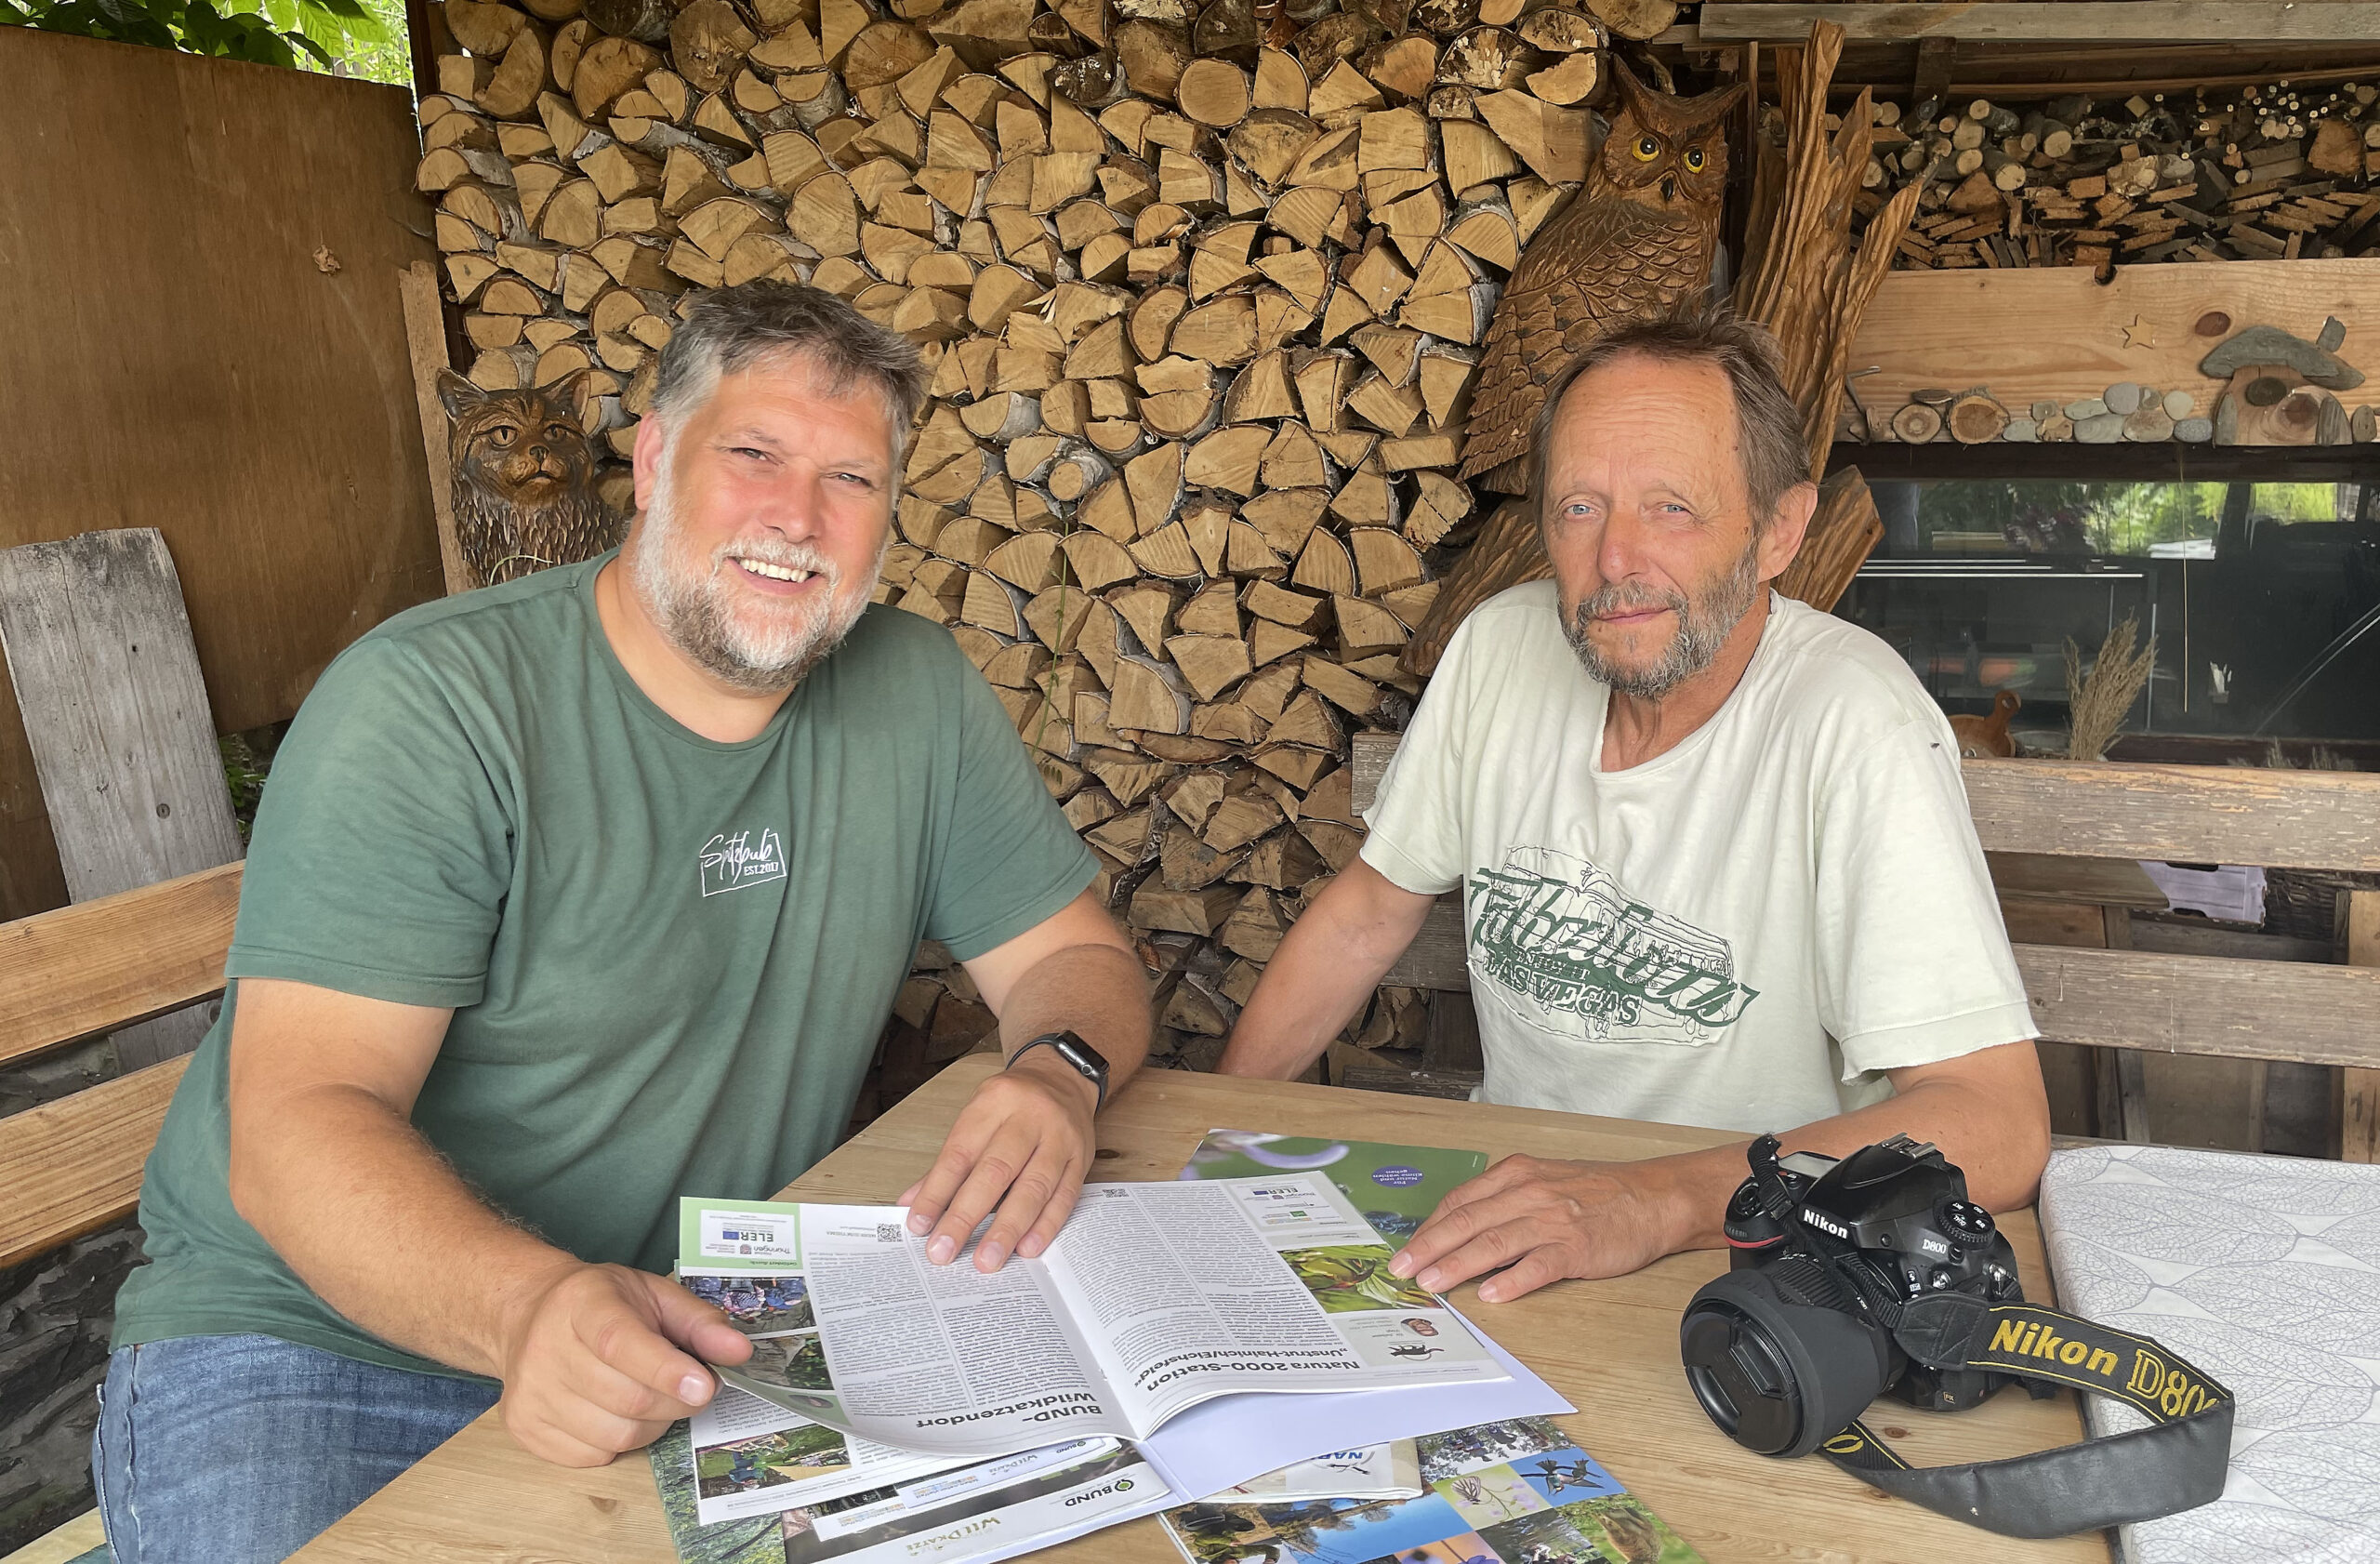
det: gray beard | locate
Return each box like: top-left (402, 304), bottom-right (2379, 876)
top-left (1562, 542), bottom-right (1762, 702)
top-left (624, 458), bottom-right (883, 694)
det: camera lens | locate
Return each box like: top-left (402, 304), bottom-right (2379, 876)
top-left (1682, 1303), bottom-right (1802, 1452)
top-left (1681, 1266), bottom-right (1899, 1458)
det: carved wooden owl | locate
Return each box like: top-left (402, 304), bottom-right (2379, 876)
top-left (1458, 65), bottom-right (1747, 495)
top-left (435, 369), bottom-right (621, 589)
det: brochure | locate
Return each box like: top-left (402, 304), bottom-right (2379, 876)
top-left (1223, 1440), bottom-right (1422, 1504)
top-left (681, 1173), bottom-right (1509, 1460)
top-left (1159, 1415), bottom-right (1705, 1564)
top-left (1179, 1130), bottom-right (1489, 1245)
top-left (654, 1422), bottom-right (1174, 1564)
top-left (686, 1382), bottom-right (981, 1526)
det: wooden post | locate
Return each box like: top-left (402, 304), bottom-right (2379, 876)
top-left (2094, 905), bottom-right (2151, 1143)
top-left (399, 260), bottom-right (473, 597)
top-left (2344, 890), bottom-right (2380, 1161)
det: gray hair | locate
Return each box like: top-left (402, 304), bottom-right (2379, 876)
top-left (650, 280), bottom-right (930, 453)
top-left (1528, 305), bottom-right (1810, 531)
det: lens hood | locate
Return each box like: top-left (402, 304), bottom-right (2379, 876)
top-left (1681, 1264), bottom-right (1898, 1458)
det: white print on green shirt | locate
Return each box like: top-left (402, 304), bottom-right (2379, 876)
top-left (701, 828), bottom-right (788, 896)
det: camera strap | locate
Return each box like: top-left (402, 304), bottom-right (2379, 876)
top-left (1818, 1294), bottom-right (2234, 1538)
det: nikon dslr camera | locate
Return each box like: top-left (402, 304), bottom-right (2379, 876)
top-left (1679, 1133), bottom-right (2030, 1459)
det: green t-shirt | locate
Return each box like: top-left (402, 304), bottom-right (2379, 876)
top-left (112, 554), bottom-right (1095, 1376)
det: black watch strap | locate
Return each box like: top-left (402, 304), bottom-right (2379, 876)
top-left (1007, 1030), bottom-right (1108, 1109)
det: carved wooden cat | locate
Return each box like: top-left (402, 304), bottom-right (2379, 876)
top-left (435, 369), bottom-right (620, 589)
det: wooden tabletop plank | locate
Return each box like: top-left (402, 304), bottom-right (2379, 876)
top-left (296, 1058), bottom-right (2102, 1563)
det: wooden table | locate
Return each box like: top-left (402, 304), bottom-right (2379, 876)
top-left (293, 1057), bottom-right (2104, 1563)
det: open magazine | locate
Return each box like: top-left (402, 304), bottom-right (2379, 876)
top-left (682, 1171), bottom-right (1508, 1460)
top-left (684, 1382), bottom-right (983, 1526)
top-left (675, 1271), bottom-right (981, 1524)
top-left (1160, 1415), bottom-right (1705, 1564)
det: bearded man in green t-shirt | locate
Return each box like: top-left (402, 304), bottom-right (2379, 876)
top-left (93, 282), bottom-right (1152, 1564)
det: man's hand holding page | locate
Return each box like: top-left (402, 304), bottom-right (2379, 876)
top-left (495, 1263), bottom-right (754, 1466)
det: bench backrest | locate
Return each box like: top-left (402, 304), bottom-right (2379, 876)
top-left (1348, 732), bottom-right (2380, 1074)
top-left (0, 861), bottom-right (242, 1270)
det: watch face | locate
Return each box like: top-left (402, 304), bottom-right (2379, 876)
top-left (1053, 1035), bottom-right (1106, 1078)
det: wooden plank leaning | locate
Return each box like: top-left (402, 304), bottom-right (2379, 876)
top-left (0, 528), bottom-right (245, 1067)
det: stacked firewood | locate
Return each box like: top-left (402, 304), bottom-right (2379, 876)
top-left (1851, 80), bottom-right (2380, 272)
top-left (415, 0), bottom-right (1683, 1086)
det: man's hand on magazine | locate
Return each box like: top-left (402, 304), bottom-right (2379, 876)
top-left (899, 1049), bottom-right (1097, 1275)
top-left (1384, 1155), bottom-right (1687, 1303)
top-left (496, 1262), bottom-right (753, 1466)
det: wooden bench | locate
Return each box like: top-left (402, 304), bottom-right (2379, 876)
top-left (0, 861), bottom-right (243, 1274)
top-left (1347, 731), bottom-right (2380, 1153)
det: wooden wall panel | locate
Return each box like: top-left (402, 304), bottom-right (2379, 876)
top-left (0, 30), bottom-right (447, 920)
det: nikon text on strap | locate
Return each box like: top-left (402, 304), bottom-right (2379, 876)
top-left (1821, 1295), bottom-right (2234, 1539)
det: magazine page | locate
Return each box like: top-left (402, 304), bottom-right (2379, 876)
top-left (784, 1201), bottom-right (1137, 1454)
top-left (1039, 1173), bottom-right (1506, 1432)
top-left (1159, 1416), bottom-right (1705, 1564)
top-left (1135, 1319), bottom-right (1574, 1504)
top-left (1223, 1440), bottom-right (1422, 1504)
top-left (1180, 1130), bottom-right (1488, 1246)
top-left (652, 1423), bottom-right (1174, 1564)
top-left (687, 1383), bottom-right (980, 1526)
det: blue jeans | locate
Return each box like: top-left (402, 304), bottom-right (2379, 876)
top-left (91, 1333), bottom-right (500, 1564)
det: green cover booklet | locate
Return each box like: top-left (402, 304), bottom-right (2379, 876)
top-left (1179, 1130), bottom-right (1488, 1244)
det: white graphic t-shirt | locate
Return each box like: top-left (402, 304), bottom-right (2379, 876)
top-left (1362, 580), bottom-right (2035, 1133)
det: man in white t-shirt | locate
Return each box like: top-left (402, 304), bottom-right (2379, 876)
top-left (1218, 307), bottom-right (2049, 1302)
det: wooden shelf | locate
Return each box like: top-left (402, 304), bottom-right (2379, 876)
top-left (1657, 19), bottom-right (2380, 97)
top-left (1699, 5), bottom-right (2380, 46)
top-left (1838, 258), bottom-right (2380, 445)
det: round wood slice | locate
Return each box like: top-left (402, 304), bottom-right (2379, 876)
top-left (1176, 59), bottom-right (1252, 126)
top-left (1891, 403), bottom-right (1945, 444)
top-left (1946, 394), bottom-right (2009, 444)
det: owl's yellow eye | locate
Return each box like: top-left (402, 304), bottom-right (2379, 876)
top-left (1684, 148), bottom-right (1706, 171)
top-left (1633, 136), bottom-right (1660, 161)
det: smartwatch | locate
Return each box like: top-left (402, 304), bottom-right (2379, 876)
top-left (1007, 1029), bottom-right (1110, 1110)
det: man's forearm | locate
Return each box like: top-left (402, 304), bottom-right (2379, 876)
top-left (1218, 862), bottom-right (1434, 1080)
top-left (992, 941), bottom-right (1152, 1095)
top-left (1636, 1069), bottom-right (2053, 1254)
top-left (231, 1085), bottom-right (576, 1378)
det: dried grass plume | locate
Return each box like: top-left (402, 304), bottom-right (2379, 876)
top-left (2065, 614), bottom-right (2158, 762)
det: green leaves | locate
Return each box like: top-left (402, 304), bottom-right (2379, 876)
top-left (3, 0), bottom-right (396, 76)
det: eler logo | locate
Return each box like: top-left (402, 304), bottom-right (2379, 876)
top-left (700, 828), bottom-right (787, 896)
